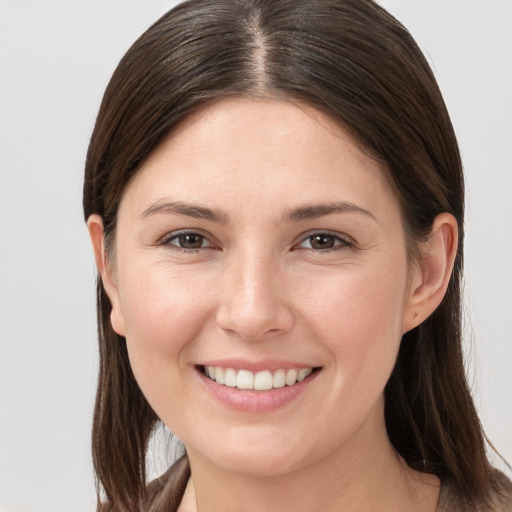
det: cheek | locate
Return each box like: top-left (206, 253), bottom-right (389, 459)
top-left (287, 262), bottom-right (409, 448)
top-left (117, 262), bottom-right (217, 387)
top-left (300, 260), bottom-right (408, 381)
top-left (304, 258), bottom-right (406, 332)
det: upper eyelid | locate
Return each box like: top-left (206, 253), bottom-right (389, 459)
top-left (161, 228), bottom-right (208, 238)
top-left (157, 228), bottom-right (353, 248)
top-left (159, 228), bottom-right (216, 246)
top-left (295, 229), bottom-right (353, 245)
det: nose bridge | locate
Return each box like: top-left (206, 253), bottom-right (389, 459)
top-left (217, 244), bottom-right (292, 339)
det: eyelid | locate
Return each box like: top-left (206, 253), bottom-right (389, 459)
top-left (156, 228), bottom-right (353, 252)
top-left (293, 230), bottom-right (354, 251)
top-left (158, 228), bottom-right (219, 250)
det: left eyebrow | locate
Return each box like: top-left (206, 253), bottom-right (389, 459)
top-left (283, 201), bottom-right (376, 222)
top-left (141, 201), bottom-right (229, 224)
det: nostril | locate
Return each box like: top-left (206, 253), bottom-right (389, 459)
top-left (216, 312), bottom-right (294, 341)
top-left (216, 273), bottom-right (294, 339)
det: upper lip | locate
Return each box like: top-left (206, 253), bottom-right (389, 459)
top-left (196, 359), bottom-right (319, 372)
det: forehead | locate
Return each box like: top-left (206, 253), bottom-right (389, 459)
top-left (119, 98), bottom-right (399, 222)
top-left (158, 98), bottom-right (375, 164)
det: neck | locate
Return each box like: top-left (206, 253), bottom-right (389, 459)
top-left (182, 404), bottom-right (440, 512)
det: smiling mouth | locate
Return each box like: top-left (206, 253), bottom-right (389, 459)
top-left (198, 365), bottom-right (321, 391)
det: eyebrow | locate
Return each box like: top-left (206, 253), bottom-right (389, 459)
top-left (141, 201), bottom-right (229, 224)
top-left (284, 201), bottom-right (376, 222)
top-left (141, 200), bottom-right (375, 224)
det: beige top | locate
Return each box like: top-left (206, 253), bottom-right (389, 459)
top-left (176, 472), bottom-right (512, 512)
top-left (146, 459), bottom-right (512, 512)
top-left (436, 470), bottom-right (512, 512)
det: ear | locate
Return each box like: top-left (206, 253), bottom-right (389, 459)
top-left (87, 214), bottom-right (126, 337)
top-left (402, 213), bottom-right (458, 333)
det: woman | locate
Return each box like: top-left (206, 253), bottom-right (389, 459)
top-left (83, 0), bottom-right (512, 510)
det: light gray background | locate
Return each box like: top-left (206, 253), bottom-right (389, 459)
top-left (0, 1), bottom-right (511, 511)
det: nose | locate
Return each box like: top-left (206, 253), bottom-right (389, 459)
top-left (216, 249), bottom-right (294, 340)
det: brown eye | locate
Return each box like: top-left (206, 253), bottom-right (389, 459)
top-left (163, 231), bottom-right (210, 250)
top-left (176, 233), bottom-right (206, 249)
top-left (297, 232), bottom-right (352, 251)
top-left (309, 234), bottom-right (336, 250)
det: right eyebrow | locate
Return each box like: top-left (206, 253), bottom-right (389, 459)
top-left (283, 201), bottom-right (376, 223)
top-left (141, 201), bottom-right (229, 224)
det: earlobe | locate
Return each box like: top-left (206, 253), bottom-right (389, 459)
top-left (87, 215), bottom-right (126, 337)
top-left (402, 213), bottom-right (458, 333)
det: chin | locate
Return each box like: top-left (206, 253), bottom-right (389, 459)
top-left (185, 426), bottom-right (326, 478)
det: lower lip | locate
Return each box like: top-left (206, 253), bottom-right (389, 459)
top-left (195, 367), bottom-right (321, 413)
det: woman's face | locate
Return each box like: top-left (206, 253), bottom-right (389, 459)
top-left (106, 98), bottom-right (420, 476)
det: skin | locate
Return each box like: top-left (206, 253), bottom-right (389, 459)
top-left (89, 98), bottom-right (458, 512)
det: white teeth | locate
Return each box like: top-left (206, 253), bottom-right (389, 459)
top-left (204, 366), bottom-right (315, 390)
top-left (272, 369), bottom-right (286, 388)
top-left (215, 367), bottom-right (225, 385)
top-left (224, 368), bottom-right (237, 387)
top-left (254, 370), bottom-right (273, 391)
top-left (236, 369), bottom-right (254, 390)
top-left (297, 368), bottom-right (312, 382)
top-left (285, 369), bottom-right (298, 386)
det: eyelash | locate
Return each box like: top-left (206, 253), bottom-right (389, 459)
top-left (158, 230), bottom-right (218, 252)
top-left (294, 230), bottom-right (353, 252)
top-left (158, 230), bottom-right (353, 253)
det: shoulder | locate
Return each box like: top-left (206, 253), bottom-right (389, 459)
top-left (437, 469), bottom-right (512, 512)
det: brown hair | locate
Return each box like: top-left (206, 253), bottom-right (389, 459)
top-left (83, 0), bottom-right (494, 509)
